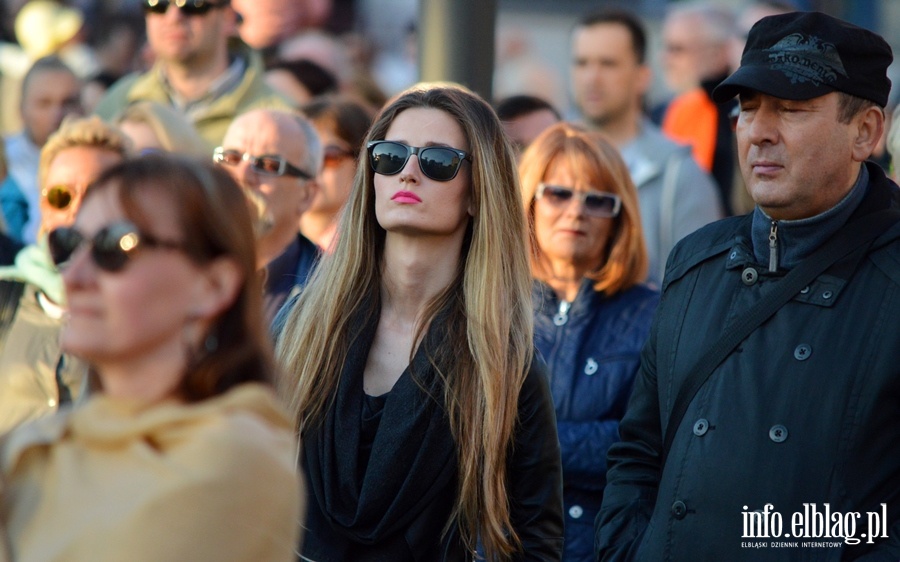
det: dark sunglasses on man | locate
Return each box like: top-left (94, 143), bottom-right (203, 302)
top-left (213, 147), bottom-right (313, 180)
top-left (142, 0), bottom-right (230, 17)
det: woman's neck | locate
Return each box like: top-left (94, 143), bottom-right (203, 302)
top-left (380, 232), bottom-right (463, 322)
top-left (299, 211), bottom-right (337, 249)
top-left (95, 338), bottom-right (187, 404)
top-left (542, 258), bottom-right (599, 302)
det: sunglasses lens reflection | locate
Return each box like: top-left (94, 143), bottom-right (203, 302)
top-left (418, 148), bottom-right (462, 181)
top-left (584, 195), bottom-right (618, 216)
top-left (540, 185), bottom-right (620, 218)
top-left (45, 186), bottom-right (73, 210)
top-left (368, 142), bottom-right (464, 182)
top-left (48, 224), bottom-right (140, 272)
top-left (143, 0), bottom-right (217, 16)
top-left (48, 227), bottom-right (81, 266)
top-left (369, 142), bottom-right (408, 176)
top-left (252, 156), bottom-right (284, 175)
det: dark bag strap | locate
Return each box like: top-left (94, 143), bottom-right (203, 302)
top-left (0, 279), bottom-right (25, 345)
top-left (661, 208), bottom-right (900, 464)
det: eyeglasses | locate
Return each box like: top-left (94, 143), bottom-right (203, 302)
top-left (535, 183), bottom-right (622, 218)
top-left (142, 0), bottom-right (230, 16)
top-left (213, 147), bottom-right (312, 180)
top-left (367, 140), bottom-right (470, 182)
top-left (48, 221), bottom-right (185, 273)
top-left (42, 185), bottom-right (80, 211)
top-left (323, 145), bottom-right (354, 169)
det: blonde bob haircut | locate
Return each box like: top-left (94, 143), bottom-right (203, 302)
top-left (114, 100), bottom-right (211, 157)
top-left (518, 122), bottom-right (648, 295)
top-left (38, 115), bottom-right (130, 189)
top-left (276, 83), bottom-right (534, 560)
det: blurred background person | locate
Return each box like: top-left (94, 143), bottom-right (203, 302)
top-left (94, 0), bottom-right (291, 148)
top-left (3, 56), bottom-right (82, 244)
top-left (114, 100), bottom-right (210, 157)
top-left (276, 84), bottom-right (564, 560)
top-left (231, 0), bottom-right (330, 49)
top-left (216, 108), bottom-right (321, 321)
top-left (0, 142), bottom-right (23, 264)
top-left (265, 58), bottom-right (339, 108)
top-left (656, 2), bottom-right (738, 215)
top-left (887, 104), bottom-right (900, 183)
top-left (495, 94), bottom-right (562, 155)
top-left (569, 9), bottom-right (722, 285)
top-left (80, 11), bottom-right (146, 114)
top-left (299, 95), bottom-right (372, 251)
top-left (0, 116), bottom-right (127, 435)
top-left (518, 122), bottom-right (658, 562)
top-left (1, 156), bottom-right (301, 560)
top-left (0, 0), bottom-right (88, 136)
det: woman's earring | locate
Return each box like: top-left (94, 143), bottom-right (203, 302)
top-left (204, 333), bottom-right (219, 353)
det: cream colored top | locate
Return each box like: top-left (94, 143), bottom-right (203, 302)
top-left (0, 383), bottom-right (302, 562)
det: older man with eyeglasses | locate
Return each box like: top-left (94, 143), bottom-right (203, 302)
top-left (217, 108), bottom-right (322, 322)
top-left (93, 0), bottom-right (291, 149)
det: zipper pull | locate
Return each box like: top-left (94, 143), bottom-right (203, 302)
top-left (553, 301), bottom-right (571, 326)
top-left (768, 221), bottom-right (779, 272)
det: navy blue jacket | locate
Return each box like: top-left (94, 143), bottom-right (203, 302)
top-left (263, 232), bottom-right (320, 323)
top-left (533, 279), bottom-right (658, 562)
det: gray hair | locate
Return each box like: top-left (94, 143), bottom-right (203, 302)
top-left (666, 1), bottom-right (736, 46)
top-left (294, 113), bottom-right (323, 177)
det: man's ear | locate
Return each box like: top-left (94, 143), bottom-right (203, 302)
top-left (851, 105), bottom-right (885, 162)
top-left (635, 64), bottom-right (653, 98)
top-left (188, 257), bottom-right (243, 322)
top-left (297, 180), bottom-right (319, 215)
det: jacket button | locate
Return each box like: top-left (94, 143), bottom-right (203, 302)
top-left (692, 418), bottom-right (709, 436)
top-left (671, 501), bottom-right (687, 519)
top-left (793, 344), bottom-right (811, 361)
top-left (769, 425), bottom-right (788, 443)
top-left (822, 290), bottom-right (833, 299)
top-left (800, 285), bottom-right (810, 294)
top-left (584, 358), bottom-right (598, 376)
top-left (741, 267), bottom-right (758, 285)
top-left (568, 505), bottom-right (583, 519)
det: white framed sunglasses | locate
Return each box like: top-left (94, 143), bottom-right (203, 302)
top-left (535, 183), bottom-right (622, 218)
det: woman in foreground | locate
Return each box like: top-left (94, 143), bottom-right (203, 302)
top-left (276, 84), bottom-right (564, 561)
top-left (0, 156), bottom-right (301, 561)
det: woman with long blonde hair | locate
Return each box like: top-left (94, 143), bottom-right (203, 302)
top-left (276, 84), bottom-right (563, 561)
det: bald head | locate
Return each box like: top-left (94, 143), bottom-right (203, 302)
top-left (218, 109), bottom-right (322, 268)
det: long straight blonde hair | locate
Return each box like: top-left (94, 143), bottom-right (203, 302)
top-left (276, 83), bottom-right (534, 560)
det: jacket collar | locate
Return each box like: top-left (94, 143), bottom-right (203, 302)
top-left (750, 164), bottom-right (869, 271)
top-left (532, 277), bottom-right (603, 321)
top-left (127, 40), bottom-right (268, 121)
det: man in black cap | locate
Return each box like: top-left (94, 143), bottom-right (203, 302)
top-left (595, 12), bottom-right (900, 561)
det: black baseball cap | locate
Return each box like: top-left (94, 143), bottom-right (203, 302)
top-left (713, 11), bottom-right (892, 106)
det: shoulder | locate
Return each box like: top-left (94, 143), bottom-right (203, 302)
top-left (93, 72), bottom-right (147, 119)
top-left (518, 358), bottom-right (554, 421)
top-left (635, 120), bottom-right (689, 159)
top-left (234, 45), bottom-right (293, 111)
top-left (173, 385), bottom-right (296, 474)
top-left (870, 221), bottom-right (900, 287)
top-left (611, 283), bottom-right (659, 310)
top-left (663, 215), bottom-right (750, 286)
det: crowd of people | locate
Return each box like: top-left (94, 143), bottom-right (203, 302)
top-left (0, 1), bottom-right (898, 561)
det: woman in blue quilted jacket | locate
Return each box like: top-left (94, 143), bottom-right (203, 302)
top-left (518, 122), bottom-right (659, 562)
